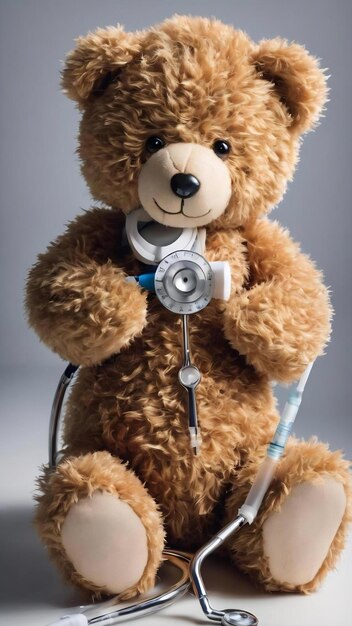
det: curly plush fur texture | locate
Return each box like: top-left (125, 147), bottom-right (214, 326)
top-left (26, 15), bottom-right (351, 599)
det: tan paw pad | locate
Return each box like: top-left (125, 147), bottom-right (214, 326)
top-left (61, 491), bottom-right (148, 594)
top-left (262, 477), bottom-right (346, 586)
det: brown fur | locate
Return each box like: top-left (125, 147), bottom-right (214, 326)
top-left (26, 16), bottom-right (350, 599)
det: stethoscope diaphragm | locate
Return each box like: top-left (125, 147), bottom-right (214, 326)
top-left (154, 249), bottom-right (214, 314)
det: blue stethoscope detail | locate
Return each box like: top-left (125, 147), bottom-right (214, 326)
top-left (127, 271), bottom-right (156, 292)
top-left (46, 231), bottom-right (314, 626)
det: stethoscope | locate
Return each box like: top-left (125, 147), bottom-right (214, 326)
top-left (47, 210), bottom-right (314, 626)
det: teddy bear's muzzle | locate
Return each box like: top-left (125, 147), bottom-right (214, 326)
top-left (138, 142), bottom-right (232, 228)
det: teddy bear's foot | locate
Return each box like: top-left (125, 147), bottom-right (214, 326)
top-left (262, 476), bottom-right (346, 587)
top-left (224, 438), bottom-right (351, 593)
top-left (35, 451), bottom-right (165, 598)
top-left (61, 490), bottom-right (149, 595)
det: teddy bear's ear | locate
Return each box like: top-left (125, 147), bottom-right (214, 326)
top-left (251, 38), bottom-right (328, 134)
top-left (61, 25), bottom-right (141, 106)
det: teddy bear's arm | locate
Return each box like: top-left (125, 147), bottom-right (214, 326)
top-left (223, 219), bottom-right (332, 382)
top-left (25, 208), bottom-right (147, 366)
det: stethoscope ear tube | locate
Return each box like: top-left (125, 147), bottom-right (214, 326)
top-left (48, 363), bottom-right (78, 468)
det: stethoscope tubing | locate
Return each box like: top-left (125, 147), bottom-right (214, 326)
top-left (87, 549), bottom-right (192, 624)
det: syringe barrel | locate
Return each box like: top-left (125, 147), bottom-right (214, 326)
top-left (238, 457), bottom-right (277, 524)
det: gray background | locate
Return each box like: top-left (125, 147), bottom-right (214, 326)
top-left (0, 2), bottom-right (351, 625)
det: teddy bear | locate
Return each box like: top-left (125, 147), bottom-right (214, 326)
top-left (26, 15), bottom-right (351, 601)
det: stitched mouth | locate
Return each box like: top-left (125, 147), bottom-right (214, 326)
top-left (153, 198), bottom-right (182, 215)
top-left (153, 198), bottom-right (211, 219)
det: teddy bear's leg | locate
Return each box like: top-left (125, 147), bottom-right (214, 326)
top-left (35, 451), bottom-right (165, 599)
top-left (224, 439), bottom-right (351, 593)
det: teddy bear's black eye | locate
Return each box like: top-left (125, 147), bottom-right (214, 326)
top-left (213, 140), bottom-right (231, 157)
top-left (146, 136), bottom-right (165, 154)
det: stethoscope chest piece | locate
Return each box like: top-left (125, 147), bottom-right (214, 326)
top-left (221, 610), bottom-right (258, 626)
top-left (154, 249), bottom-right (213, 314)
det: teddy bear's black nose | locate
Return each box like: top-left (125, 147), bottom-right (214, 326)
top-left (170, 173), bottom-right (201, 198)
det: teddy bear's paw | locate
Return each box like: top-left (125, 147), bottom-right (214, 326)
top-left (61, 491), bottom-right (150, 595)
top-left (35, 451), bottom-right (165, 598)
top-left (262, 477), bottom-right (346, 588)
